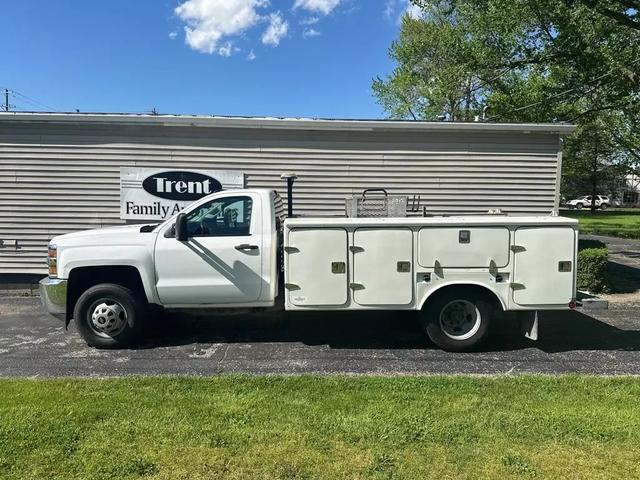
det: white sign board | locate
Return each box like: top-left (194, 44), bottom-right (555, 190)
top-left (120, 167), bottom-right (244, 220)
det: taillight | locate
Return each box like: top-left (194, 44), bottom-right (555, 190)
top-left (569, 300), bottom-right (577, 309)
top-left (48, 245), bottom-right (57, 277)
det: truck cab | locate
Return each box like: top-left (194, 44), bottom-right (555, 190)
top-left (41, 189), bottom-right (281, 346)
top-left (153, 190), bottom-right (279, 307)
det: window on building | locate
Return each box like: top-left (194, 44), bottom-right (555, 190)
top-left (623, 192), bottom-right (639, 205)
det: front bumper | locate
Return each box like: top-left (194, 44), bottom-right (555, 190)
top-left (39, 277), bottom-right (67, 321)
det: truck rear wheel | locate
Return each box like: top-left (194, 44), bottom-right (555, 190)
top-left (421, 290), bottom-right (492, 351)
top-left (74, 283), bottom-right (146, 348)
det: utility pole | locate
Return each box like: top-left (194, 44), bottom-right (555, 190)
top-left (4, 89), bottom-right (8, 112)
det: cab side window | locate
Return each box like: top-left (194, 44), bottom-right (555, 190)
top-left (186, 196), bottom-right (253, 237)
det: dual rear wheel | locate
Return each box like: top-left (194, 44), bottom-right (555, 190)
top-left (420, 290), bottom-right (493, 351)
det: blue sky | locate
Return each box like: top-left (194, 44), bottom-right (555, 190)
top-left (1, 0), bottom-right (419, 119)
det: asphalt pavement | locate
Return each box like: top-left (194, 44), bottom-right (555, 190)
top-left (583, 234), bottom-right (640, 268)
top-left (1, 295), bottom-right (640, 377)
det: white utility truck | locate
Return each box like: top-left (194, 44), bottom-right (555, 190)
top-left (40, 188), bottom-right (579, 351)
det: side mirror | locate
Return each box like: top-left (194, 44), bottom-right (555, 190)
top-left (175, 213), bottom-right (188, 241)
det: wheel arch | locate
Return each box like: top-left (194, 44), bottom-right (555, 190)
top-left (66, 265), bottom-right (149, 321)
top-left (418, 282), bottom-right (506, 312)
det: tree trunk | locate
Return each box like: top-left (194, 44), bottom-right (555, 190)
top-left (591, 134), bottom-right (599, 213)
top-left (448, 96), bottom-right (456, 121)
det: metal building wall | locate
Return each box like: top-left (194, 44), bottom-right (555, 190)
top-left (0, 117), bottom-right (565, 274)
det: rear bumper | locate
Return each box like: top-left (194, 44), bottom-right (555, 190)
top-left (39, 277), bottom-right (67, 321)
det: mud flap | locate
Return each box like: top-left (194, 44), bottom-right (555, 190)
top-left (520, 310), bottom-right (539, 341)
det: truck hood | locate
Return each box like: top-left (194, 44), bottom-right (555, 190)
top-left (51, 224), bottom-right (158, 247)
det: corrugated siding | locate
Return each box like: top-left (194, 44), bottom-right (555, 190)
top-left (0, 122), bottom-right (561, 274)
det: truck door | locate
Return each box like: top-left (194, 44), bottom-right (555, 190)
top-left (352, 228), bottom-right (413, 306)
top-left (512, 227), bottom-right (576, 306)
top-left (154, 193), bottom-right (263, 305)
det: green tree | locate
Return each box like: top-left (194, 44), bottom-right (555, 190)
top-left (562, 114), bottom-right (630, 211)
top-left (374, 0), bottom-right (640, 207)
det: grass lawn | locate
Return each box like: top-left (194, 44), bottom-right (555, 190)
top-left (2, 376), bottom-right (640, 479)
top-left (564, 208), bottom-right (640, 239)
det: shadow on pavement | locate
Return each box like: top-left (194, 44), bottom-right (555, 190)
top-left (533, 310), bottom-right (640, 353)
top-left (607, 261), bottom-right (640, 294)
top-left (138, 307), bottom-right (640, 353)
top-left (617, 251), bottom-right (640, 259)
top-left (144, 309), bottom-right (430, 350)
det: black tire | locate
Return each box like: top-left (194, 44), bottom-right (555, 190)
top-left (599, 203), bottom-right (608, 210)
top-left (73, 283), bottom-right (147, 348)
top-left (575, 203), bottom-right (583, 210)
top-left (420, 289), bottom-right (493, 352)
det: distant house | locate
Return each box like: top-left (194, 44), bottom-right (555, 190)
top-left (622, 174), bottom-right (640, 206)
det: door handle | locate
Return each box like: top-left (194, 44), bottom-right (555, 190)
top-left (235, 244), bottom-right (259, 251)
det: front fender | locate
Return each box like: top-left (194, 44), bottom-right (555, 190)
top-left (60, 246), bottom-right (159, 305)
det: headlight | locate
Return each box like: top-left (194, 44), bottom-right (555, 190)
top-left (48, 244), bottom-right (58, 277)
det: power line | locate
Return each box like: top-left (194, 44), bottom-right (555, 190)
top-left (8, 88), bottom-right (56, 111)
top-left (10, 100), bottom-right (32, 111)
top-left (10, 96), bottom-right (48, 111)
top-left (0, 87), bottom-right (58, 112)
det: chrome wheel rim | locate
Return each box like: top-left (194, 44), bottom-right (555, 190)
top-left (89, 299), bottom-right (128, 337)
top-left (439, 300), bottom-right (481, 341)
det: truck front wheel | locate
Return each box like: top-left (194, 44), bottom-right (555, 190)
top-left (421, 291), bottom-right (492, 351)
top-left (73, 283), bottom-right (146, 348)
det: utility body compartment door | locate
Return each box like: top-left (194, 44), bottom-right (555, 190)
top-left (512, 227), bottom-right (576, 306)
top-left (286, 228), bottom-right (348, 306)
top-left (418, 227), bottom-right (510, 268)
top-left (352, 228), bottom-right (413, 306)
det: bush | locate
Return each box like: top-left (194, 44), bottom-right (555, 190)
top-left (577, 247), bottom-right (609, 293)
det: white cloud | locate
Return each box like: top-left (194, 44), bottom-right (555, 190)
top-left (405, 2), bottom-right (422, 19)
top-left (246, 49), bottom-right (257, 60)
top-left (294, 0), bottom-right (340, 15)
top-left (303, 28), bottom-right (321, 38)
top-left (261, 12), bottom-right (288, 46)
top-left (385, 0), bottom-right (422, 24)
top-left (174, 0), bottom-right (268, 54)
top-left (168, 31), bottom-right (178, 40)
top-left (217, 41), bottom-right (239, 57)
top-left (384, 0), bottom-right (396, 19)
top-left (300, 16), bottom-right (320, 25)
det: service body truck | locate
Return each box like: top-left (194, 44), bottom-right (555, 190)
top-left (40, 188), bottom-right (578, 351)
